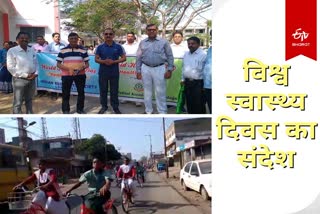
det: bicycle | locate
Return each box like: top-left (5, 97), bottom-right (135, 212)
top-left (121, 179), bottom-right (133, 213)
top-left (8, 187), bottom-right (118, 214)
top-left (8, 187), bottom-right (46, 214)
top-left (70, 192), bottom-right (118, 214)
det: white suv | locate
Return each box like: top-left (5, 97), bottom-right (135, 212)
top-left (180, 159), bottom-right (212, 200)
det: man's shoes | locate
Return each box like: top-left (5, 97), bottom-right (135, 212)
top-left (63, 111), bottom-right (70, 114)
top-left (130, 196), bottom-right (135, 204)
top-left (76, 110), bottom-right (86, 114)
top-left (113, 108), bottom-right (122, 114)
top-left (98, 107), bottom-right (107, 114)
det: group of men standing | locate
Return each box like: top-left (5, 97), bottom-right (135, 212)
top-left (4, 23), bottom-right (212, 114)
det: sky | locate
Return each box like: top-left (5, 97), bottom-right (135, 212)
top-left (0, 116), bottom-right (199, 160)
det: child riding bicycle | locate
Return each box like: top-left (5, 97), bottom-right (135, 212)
top-left (64, 156), bottom-right (114, 214)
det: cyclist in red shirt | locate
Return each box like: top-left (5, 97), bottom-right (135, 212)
top-left (117, 156), bottom-right (136, 203)
top-left (13, 159), bottom-right (67, 213)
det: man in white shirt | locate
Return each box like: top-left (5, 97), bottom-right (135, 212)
top-left (170, 31), bottom-right (188, 58)
top-left (181, 36), bottom-right (207, 114)
top-left (122, 32), bottom-right (142, 107)
top-left (122, 32), bottom-right (139, 55)
top-left (170, 31), bottom-right (188, 111)
top-left (7, 32), bottom-right (38, 114)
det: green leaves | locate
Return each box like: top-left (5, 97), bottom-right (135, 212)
top-left (75, 134), bottom-right (121, 161)
top-left (61, 0), bottom-right (138, 39)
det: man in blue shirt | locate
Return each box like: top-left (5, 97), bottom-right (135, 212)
top-left (0, 41), bottom-right (12, 93)
top-left (95, 28), bottom-right (126, 114)
top-left (203, 46), bottom-right (212, 113)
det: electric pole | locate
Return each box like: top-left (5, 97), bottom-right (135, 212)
top-left (72, 118), bottom-right (82, 144)
top-left (41, 117), bottom-right (49, 139)
top-left (145, 134), bottom-right (152, 164)
top-left (163, 118), bottom-right (169, 178)
top-left (17, 117), bottom-right (27, 149)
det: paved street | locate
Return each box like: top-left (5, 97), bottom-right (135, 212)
top-left (0, 92), bottom-right (178, 114)
top-left (62, 171), bottom-right (204, 214)
top-left (158, 167), bottom-right (211, 214)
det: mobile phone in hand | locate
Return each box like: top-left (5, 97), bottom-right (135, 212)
top-left (74, 69), bottom-right (80, 75)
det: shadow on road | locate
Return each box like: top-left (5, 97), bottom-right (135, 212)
top-left (137, 184), bottom-right (171, 188)
top-left (123, 199), bottom-right (201, 214)
top-left (142, 181), bottom-right (162, 184)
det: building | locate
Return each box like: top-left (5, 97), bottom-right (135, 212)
top-left (152, 152), bottom-right (165, 163)
top-left (0, 0), bottom-right (61, 45)
top-left (165, 118), bottom-right (211, 169)
top-left (121, 153), bottom-right (132, 160)
top-left (11, 135), bottom-right (91, 179)
top-left (0, 0), bottom-right (16, 45)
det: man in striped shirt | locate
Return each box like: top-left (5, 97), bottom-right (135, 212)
top-left (56, 32), bottom-right (89, 114)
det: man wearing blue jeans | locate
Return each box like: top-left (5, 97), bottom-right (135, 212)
top-left (95, 28), bottom-right (126, 114)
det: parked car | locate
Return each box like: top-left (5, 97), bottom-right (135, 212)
top-left (180, 159), bottom-right (212, 200)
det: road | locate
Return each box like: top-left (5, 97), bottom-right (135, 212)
top-left (66, 171), bottom-right (204, 214)
top-left (3, 172), bottom-right (205, 214)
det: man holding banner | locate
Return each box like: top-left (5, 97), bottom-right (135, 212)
top-left (56, 32), bottom-right (89, 114)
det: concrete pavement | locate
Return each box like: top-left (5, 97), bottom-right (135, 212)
top-left (0, 92), bottom-right (179, 114)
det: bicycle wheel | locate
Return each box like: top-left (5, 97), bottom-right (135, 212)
top-left (121, 193), bottom-right (130, 213)
top-left (110, 205), bottom-right (118, 214)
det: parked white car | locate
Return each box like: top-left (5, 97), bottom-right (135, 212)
top-left (180, 159), bottom-right (212, 200)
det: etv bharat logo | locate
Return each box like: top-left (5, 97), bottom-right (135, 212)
top-left (134, 83), bottom-right (144, 92)
top-left (291, 28), bottom-right (310, 47)
top-left (292, 28), bottom-right (309, 42)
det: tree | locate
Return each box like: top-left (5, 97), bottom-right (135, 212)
top-left (131, 0), bottom-right (212, 38)
top-left (193, 19), bottom-right (212, 47)
top-left (75, 134), bottom-right (121, 162)
top-left (61, 0), bottom-right (139, 40)
top-left (139, 156), bottom-right (148, 163)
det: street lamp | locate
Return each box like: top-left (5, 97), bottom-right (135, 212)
top-left (26, 121), bottom-right (36, 128)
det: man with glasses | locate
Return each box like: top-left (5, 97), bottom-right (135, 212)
top-left (95, 28), bottom-right (126, 114)
top-left (136, 24), bottom-right (174, 114)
